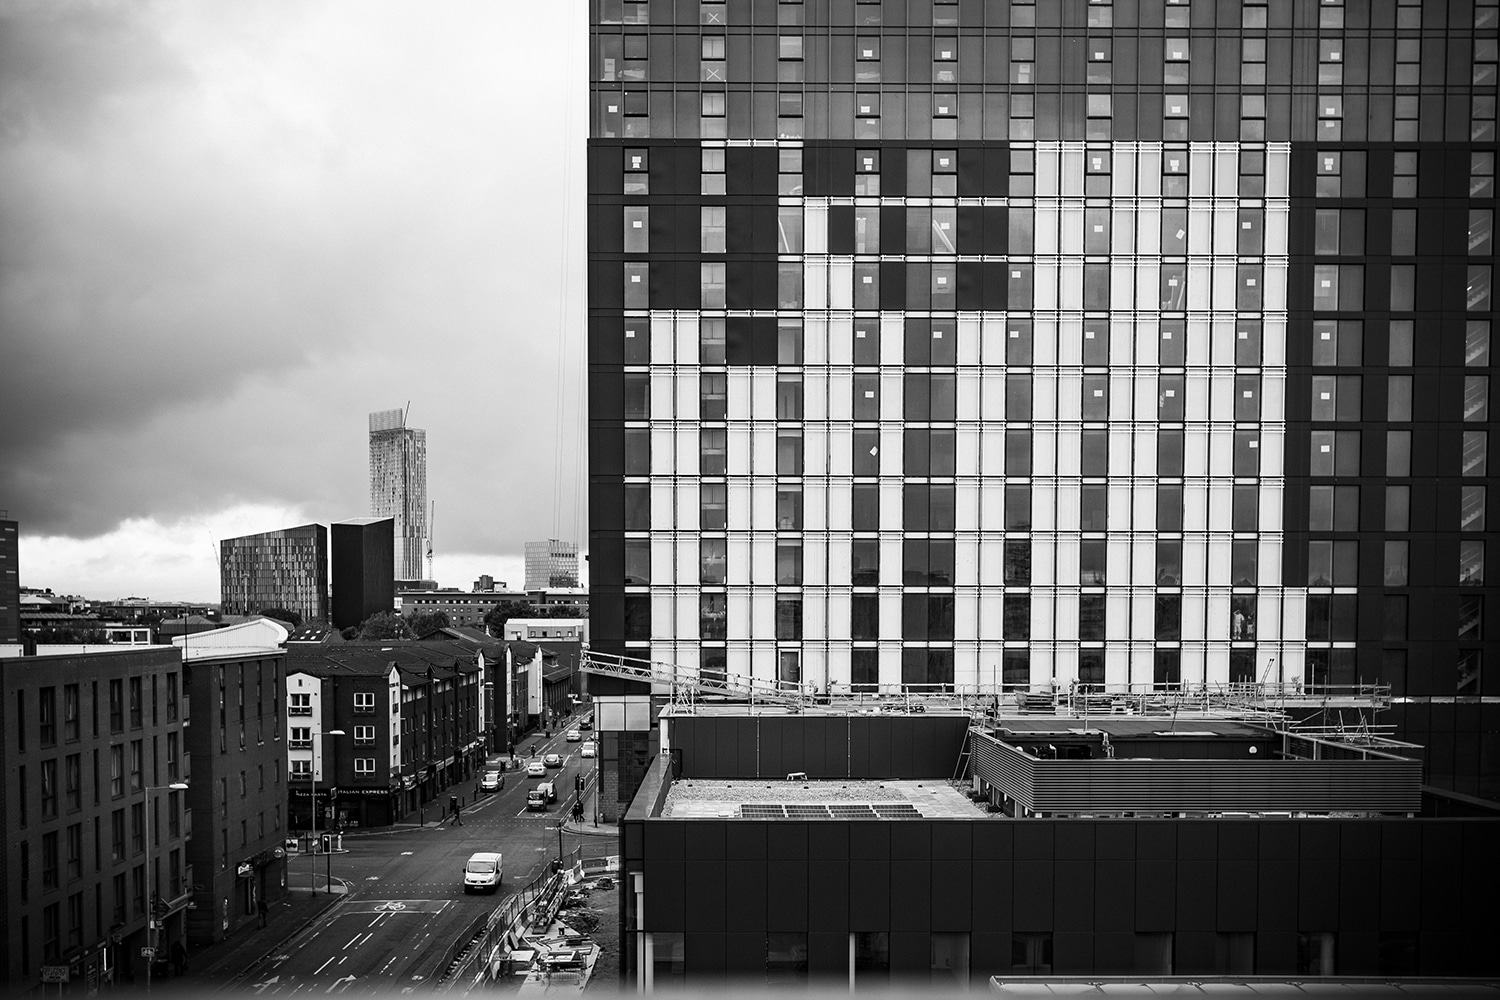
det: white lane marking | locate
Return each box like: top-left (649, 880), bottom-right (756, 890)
top-left (315, 956), bottom-right (336, 975)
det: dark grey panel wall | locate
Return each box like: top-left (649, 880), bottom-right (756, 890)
top-left (666, 713), bottom-right (969, 778)
top-left (626, 816), bottom-right (1500, 983)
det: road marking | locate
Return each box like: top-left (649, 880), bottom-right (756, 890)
top-left (365, 876), bottom-right (380, 880)
top-left (400, 851), bottom-right (413, 856)
top-left (315, 956), bottom-right (336, 975)
top-left (343, 933), bottom-right (361, 949)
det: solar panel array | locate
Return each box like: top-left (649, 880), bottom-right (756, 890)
top-left (737, 803), bottom-right (924, 819)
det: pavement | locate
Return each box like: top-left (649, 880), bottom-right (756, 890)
top-left (154, 881), bottom-right (348, 993)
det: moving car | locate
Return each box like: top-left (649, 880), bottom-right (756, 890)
top-left (479, 770), bottom-right (502, 792)
top-left (526, 760), bottom-right (547, 778)
top-left (463, 852), bottom-right (503, 893)
top-left (543, 752), bottom-right (563, 767)
top-left (579, 717), bottom-right (593, 731)
top-left (526, 789), bottom-right (548, 811)
top-left (565, 729), bottom-right (582, 742)
top-left (580, 741), bottom-right (596, 758)
top-left (538, 780), bottom-right (557, 803)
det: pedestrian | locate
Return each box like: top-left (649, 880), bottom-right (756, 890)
top-left (257, 897), bottom-right (268, 928)
top-left (170, 940), bottom-right (188, 976)
top-left (450, 794), bottom-right (462, 826)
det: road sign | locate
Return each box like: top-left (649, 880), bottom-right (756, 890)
top-left (40, 965), bottom-right (69, 983)
top-left (140, 947), bottom-right (156, 959)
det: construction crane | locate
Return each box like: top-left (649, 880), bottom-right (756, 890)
top-left (426, 499), bottom-right (436, 582)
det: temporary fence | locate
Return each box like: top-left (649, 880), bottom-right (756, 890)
top-left (435, 846), bottom-right (620, 992)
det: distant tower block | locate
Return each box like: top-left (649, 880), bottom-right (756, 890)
top-left (368, 409), bottom-right (428, 582)
top-left (525, 540), bottom-right (579, 590)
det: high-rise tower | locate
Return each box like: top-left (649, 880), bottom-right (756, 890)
top-left (368, 408), bottom-right (428, 582)
top-left (588, 0), bottom-right (1499, 801)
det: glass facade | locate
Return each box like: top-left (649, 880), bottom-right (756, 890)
top-left (219, 524), bottom-right (328, 624)
top-left (589, 0), bottom-right (1500, 798)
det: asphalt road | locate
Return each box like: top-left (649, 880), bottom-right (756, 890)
top-left (239, 726), bottom-right (604, 995)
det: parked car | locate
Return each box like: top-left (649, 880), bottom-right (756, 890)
top-left (526, 760), bottom-right (547, 778)
top-left (526, 789), bottom-right (548, 811)
top-left (565, 729), bottom-right (582, 742)
top-left (537, 780), bottom-right (557, 803)
top-left (479, 770), bottom-right (502, 792)
top-left (543, 752), bottom-right (563, 767)
top-left (580, 741), bottom-right (596, 758)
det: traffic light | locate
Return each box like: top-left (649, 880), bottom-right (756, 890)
top-left (320, 835), bottom-right (331, 854)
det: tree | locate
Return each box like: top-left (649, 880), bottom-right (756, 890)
top-left (481, 600), bottom-right (535, 634)
top-left (403, 609), bottom-right (451, 637)
top-left (258, 607), bottom-right (303, 628)
top-left (355, 610), bottom-right (411, 641)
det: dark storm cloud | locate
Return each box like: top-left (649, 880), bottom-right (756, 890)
top-left (0, 1), bottom-right (588, 578)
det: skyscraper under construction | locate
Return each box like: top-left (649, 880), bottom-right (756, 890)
top-left (369, 408), bottom-right (428, 582)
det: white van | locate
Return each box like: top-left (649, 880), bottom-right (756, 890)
top-left (463, 852), bottom-right (503, 893)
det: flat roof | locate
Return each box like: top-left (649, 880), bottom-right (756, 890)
top-left (662, 778), bottom-right (989, 820)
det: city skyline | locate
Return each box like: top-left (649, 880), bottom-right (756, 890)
top-left (0, 3), bottom-right (590, 601)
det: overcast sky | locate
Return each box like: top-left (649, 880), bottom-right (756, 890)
top-left (1, 1), bottom-right (589, 601)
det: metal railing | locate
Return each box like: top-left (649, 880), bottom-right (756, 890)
top-left (582, 646), bottom-right (1391, 719)
top-left (435, 845), bottom-right (619, 991)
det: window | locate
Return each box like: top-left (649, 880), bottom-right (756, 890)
top-left (354, 758), bottom-right (376, 774)
top-left (700, 147), bottom-right (725, 196)
top-left (700, 35), bottom-right (725, 81)
top-left (622, 205), bottom-right (648, 253)
top-left (1463, 486), bottom-right (1487, 531)
top-left (109, 679), bottom-right (123, 732)
top-left (700, 594), bottom-right (727, 641)
top-left (290, 759), bottom-right (311, 777)
top-left (109, 744), bottom-right (123, 797)
top-left (1465, 430), bottom-right (1488, 476)
top-left (775, 597), bottom-right (802, 641)
top-left (623, 148), bottom-right (648, 194)
top-left (354, 692), bottom-right (375, 714)
top-left (40, 759), bottom-right (57, 819)
top-left (1461, 540), bottom-right (1486, 586)
top-left (354, 725), bottom-right (375, 746)
top-left (1393, 151), bottom-right (1418, 198)
top-left (700, 538), bottom-right (726, 584)
top-left (65, 754), bottom-right (80, 812)
top-left (1475, 151), bottom-right (1496, 198)
top-left (289, 693), bottom-right (311, 716)
top-left (289, 726), bottom-right (311, 749)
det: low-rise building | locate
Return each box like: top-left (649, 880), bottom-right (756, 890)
top-left (0, 647), bottom-right (191, 992)
top-left (621, 703), bottom-right (1499, 988)
top-left (283, 642), bottom-right (485, 827)
top-left (175, 624), bottom-right (289, 945)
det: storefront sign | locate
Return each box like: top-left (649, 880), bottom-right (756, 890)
top-left (236, 861), bottom-right (253, 878)
top-left (41, 966), bottom-right (69, 983)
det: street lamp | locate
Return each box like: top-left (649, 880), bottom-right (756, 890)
top-left (311, 729), bottom-right (345, 895)
top-left (144, 782), bottom-right (188, 994)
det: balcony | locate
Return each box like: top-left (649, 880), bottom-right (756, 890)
top-left (289, 706), bottom-right (312, 716)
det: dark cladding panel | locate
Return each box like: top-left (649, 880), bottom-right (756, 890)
top-left (758, 716), bottom-right (785, 777)
top-left (683, 819), bottom-right (726, 861)
top-left (646, 859), bottom-right (687, 931)
top-left (765, 860), bottom-right (809, 931)
top-left (724, 861), bottom-right (768, 931)
top-left (1256, 860), bottom-right (1298, 931)
top-left (808, 863), bottom-right (850, 931)
top-left (931, 860), bottom-right (972, 932)
top-left (1013, 860), bottom-right (1053, 928)
top-left (1053, 860), bottom-right (1096, 932)
top-left (1175, 860), bottom-right (1217, 930)
top-left (847, 860), bottom-right (891, 931)
top-left (1134, 860), bottom-right (1176, 931)
top-left (1093, 860), bottom-right (1135, 931)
